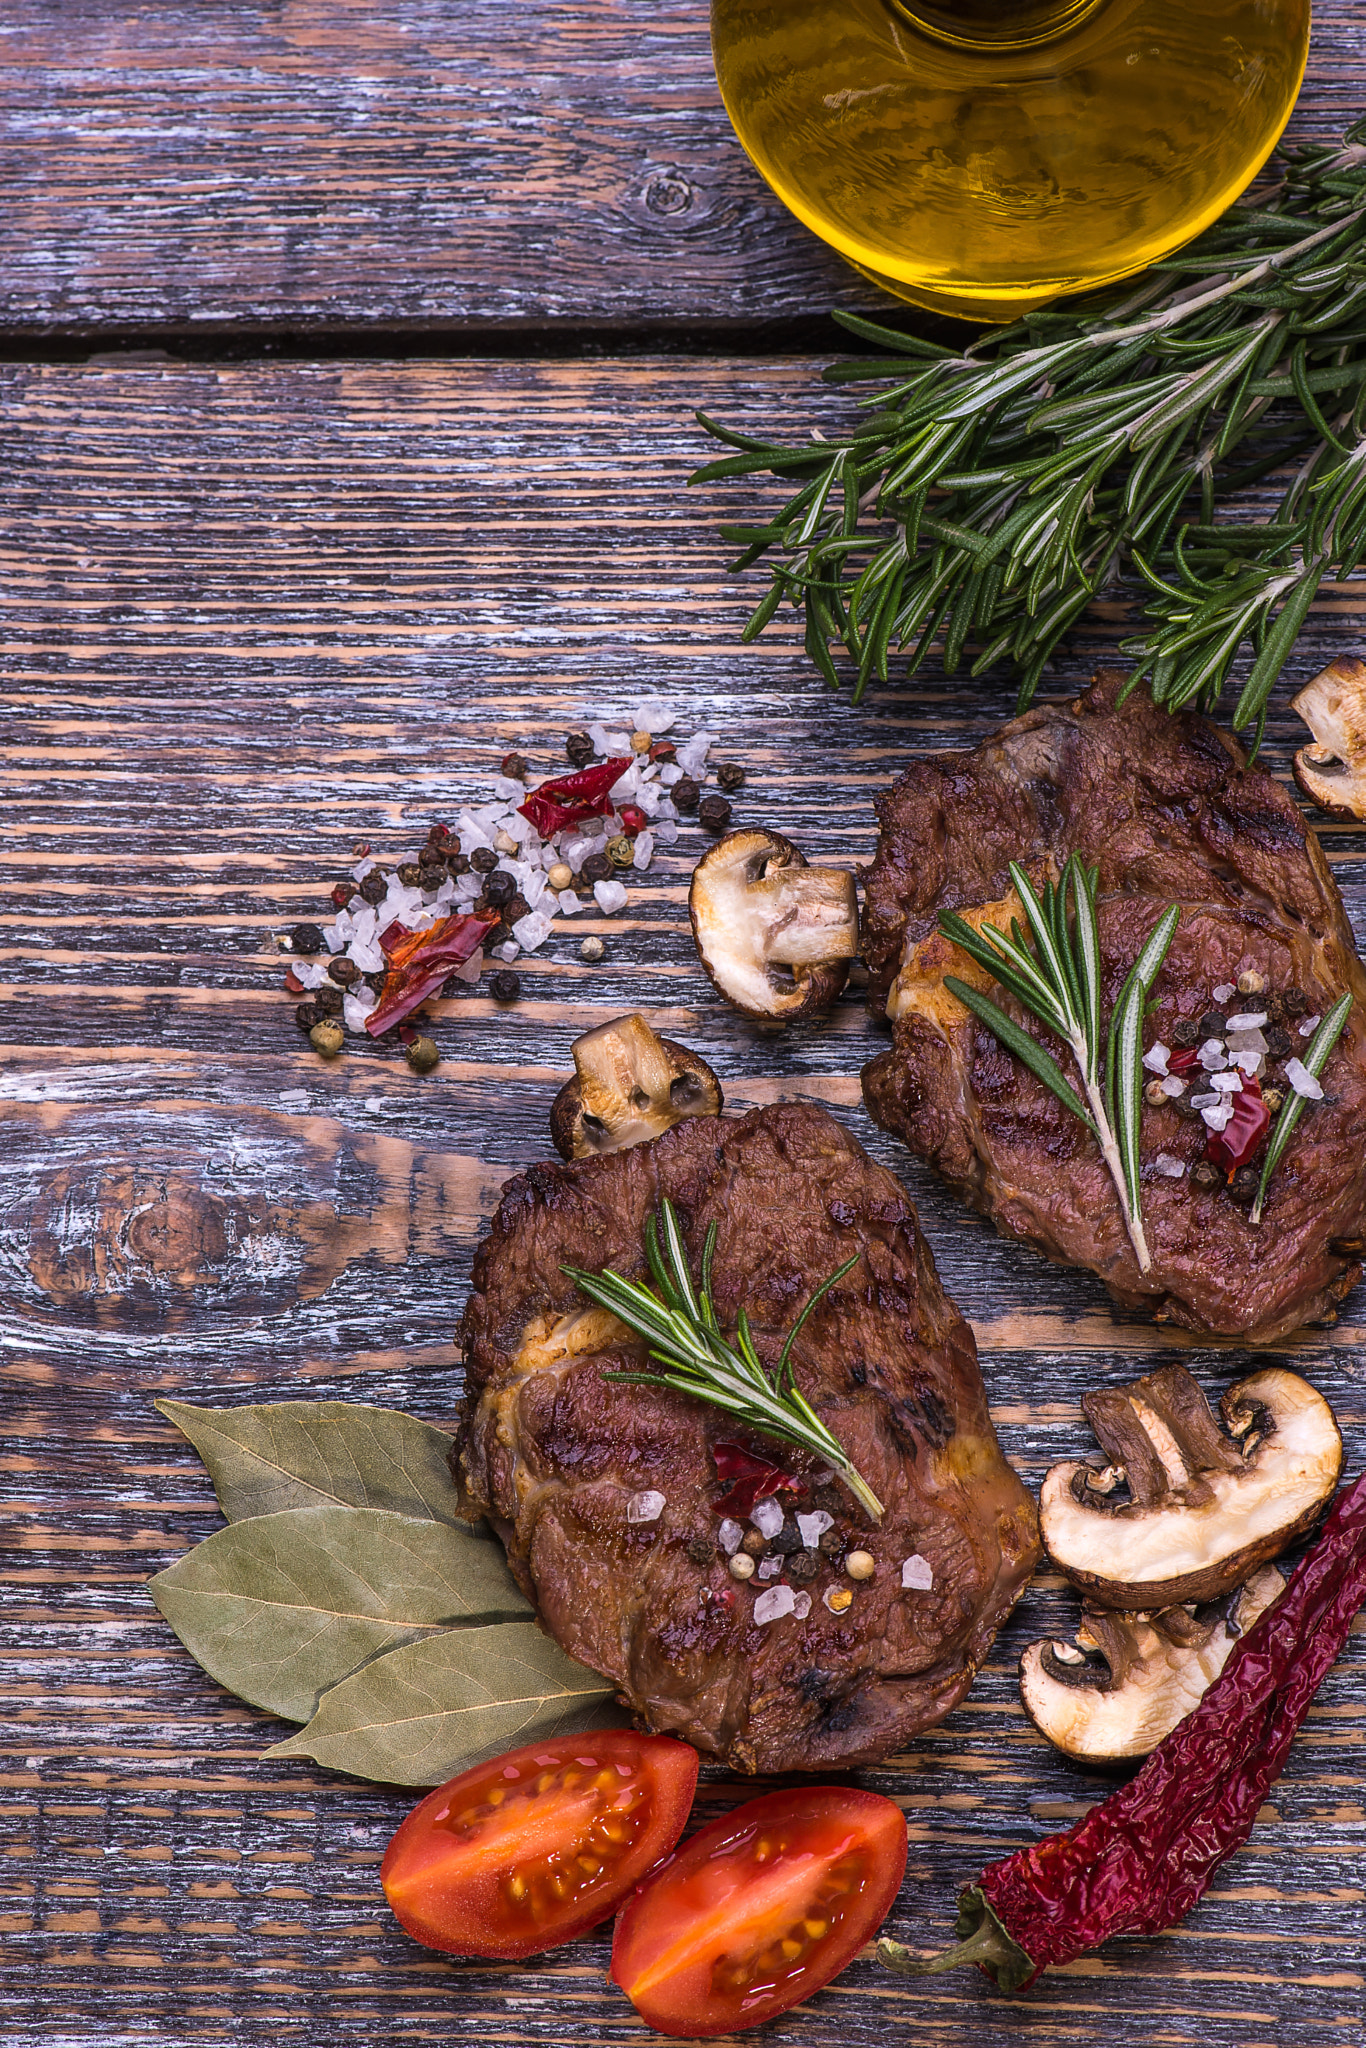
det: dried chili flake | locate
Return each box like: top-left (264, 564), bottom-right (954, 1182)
top-left (365, 912), bottom-right (497, 1036)
top-left (1167, 1047), bottom-right (1199, 1076)
top-left (283, 967), bottom-right (305, 994)
top-left (1205, 1071), bottom-right (1270, 1173)
top-left (517, 757), bottom-right (630, 838)
top-left (711, 1440), bottom-right (801, 1519)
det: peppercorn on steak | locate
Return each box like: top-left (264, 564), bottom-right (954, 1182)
top-left (860, 672), bottom-right (1366, 1342)
top-left (457, 1104), bottom-right (1039, 1774)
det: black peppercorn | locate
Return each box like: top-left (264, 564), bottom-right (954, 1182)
top-left (812, 1485), bottom-right (843, 1517)
top-left (1191, 1158), bottom-right (1222, 1191)
top-left (446, 850), bottom-right (470, 876)
top-left (1264, 1025), bottom-right (1294, 1059)
top-left (506, 894), bottom-right (530, 924)
top-left (566, 730), bottom-right (595, 767)
top-left (685, 1538), bottom-right (713, 1568)
top-left (328, 956), bottom-right (360, 987)
top-left (766, 1522), bottom-right (802, 1556)
top-left (1170, 1016), bottom-right (1200, 1049)
top-left (359, 870), bottom-right (388, 905)
top-left (398, 862), bottom-right (423, 887)
top-left (294, 1001), bottom-right (320, 1031)
top-left (716, 761), bottom-right (745, 793)
top-left (483, 871), bottom-right (515, 909)
top-left (581, 851), bottom-right (612, 884)
top-left (817, 1527), bottom-right (846, 1560)
top-left (490, 969), bottom-right (521, 1002)
top-left (672, 775), bottom-right (700, 812)
top-left (314, 983), bottom-right (345, 1017)
top-left (1197, 1008), bottom-right (1227, 1039)
top-left (741, 1528), bottom-right (767, 1559)
top-left (1227, 1167), bottom-right (1260, 1206)
top-left (1280, 986), bottom-right (1309, 1017)
top-left (787, 1548), bottom-right (820, 1584)
top-left (471, 847), bottom-right (498, 874)
top-left (287, 922), bottom-right (325, 957)
top-left (699, 794), bottom-right (732, 832)
top-left (418, 863), bottom-right (446, 893)
top-left (501, 752), bottom-right (529, 782)
top-left (364, 970), bottom-right (388, 994)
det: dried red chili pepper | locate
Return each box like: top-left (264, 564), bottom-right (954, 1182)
top-left (1166, 1047), bottom-right (1199, 1076)
top-left (517, 758), bottom-right (630, 839)
top-left (1205, 1071), bottom-right (1270, 1173)
top-left (880, 1462), bottom-right (1366, 1995)
top-left (711, 1440), bottom-right (800, 1519)
top-left (365, 912), bottom-right (497, 1036)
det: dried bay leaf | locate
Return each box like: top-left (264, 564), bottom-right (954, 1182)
top-left (265, 1621), bottom-right (624, 1785)
top-left (156, 1398), bottom-right (466, 1525)
top-left (148, 1504), bottom-right (530, 1723)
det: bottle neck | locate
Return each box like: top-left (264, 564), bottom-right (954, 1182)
top-left (887, 0), bottom-right (1108, 50)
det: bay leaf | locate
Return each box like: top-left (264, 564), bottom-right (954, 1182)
top-left (156, 1398), bottom-right (466, 1524)
top-left (264, 1621), bottom-right (625, 1785)
top-left (148, 1504), bottom-right (530, 1722)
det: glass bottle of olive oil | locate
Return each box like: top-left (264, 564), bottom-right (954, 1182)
top-left (711, 0), bottom-right (1310, 320)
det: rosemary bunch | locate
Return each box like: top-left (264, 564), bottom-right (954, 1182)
top-left (562, 1198), bottom-right (883, 1523)
top-left (939, 856), bottom-right (1178, 1271)
top-left (693, 114), bottom-right (1366, 729)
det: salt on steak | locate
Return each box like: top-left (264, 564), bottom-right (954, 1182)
top-left (861, 672), bottom-right (1366, 1343)
top-left (457, 1104), bottom-right (1039, 1774)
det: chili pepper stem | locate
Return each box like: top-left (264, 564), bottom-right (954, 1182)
top-left (878, 1921), bottom-right (1021, 1981)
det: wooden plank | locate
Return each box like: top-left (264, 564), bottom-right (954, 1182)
top-left (2, 358), bottom-right (1365, 2045)
top-left (0, 3), bottom-right (1361, 342)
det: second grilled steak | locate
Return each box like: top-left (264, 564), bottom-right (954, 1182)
top-left (458, 1104), bottom-right (1039, 1774)
top-left (861, 672), bottom-right (1366, 1342)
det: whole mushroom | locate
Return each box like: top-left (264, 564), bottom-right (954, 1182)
top-left (689, 828), bottom-right (859, 1022)
top-left (1291, 656), bottom-right (1366, 819)
top-left (549, 1013), bottom-right (723, 1159)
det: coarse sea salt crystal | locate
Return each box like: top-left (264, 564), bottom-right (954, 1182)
top-left (797, 1510), bottom-right (833, 1549)
top-left (632, 831), bottom-right (654, 870)
top-left (675, 733), bottom-right (716, 778)
top-left (492, 774), bottom-right (526, 802)
top-left (291, 961), bottom-right (328, 990)
top-left (757, 1555), bottom-right (784, 1580)
top-left (1232, 1049), bottom-right (1264, 1077)
top-left (448, 948), bottom-right (484, 986)
top-left (1286, 1056), bottom-right (1325, 1100)
top-left (347, 933), bottom-right (387, 974)
top-left (751, 1497), bottom-right (785, 1539)
top-left (456, 873), bottom-right (482, 905)
top-left (494, 939), bottom-right (521, 962)
top-left (1202, 1101), bottom-right (1235, 1131)
top-left (1199, 1040), bottom-right (1228, 1071)
top-left (655, 819), bottom-right (679, 844)
top-left (1299, 1013), bottom-right (1322, 1038)
top-left (351, 854), bottom-right (378, 881)
top-left (1213, 982), bottom-right (1237, 1003)
top-left (753, 1584), bottom-right (797, 1626)
top-left (626, 1490), bottom-right (665, 1525)
top-left (658, 763), bottom-right (683, 787)
top-left (718, 1518), bottom-right (744, 1555)
top-left (633, 698), bottom-right (678, 734)
top-left (1227, 1011), bottom-right (1268, 1031)
top-left (513, 910), bottom-right (554, 952)
top-left (557, 889), bottom-right (582, 915)
top-left (1211, 1070), bottom-right (1243, 1093)
top-left (1160, 1074), bottom-right (1187, 1098)
top-left (457, 811), bottom-right (493, 854)
top-left (1190, 1090), bottom-right (1220, 1110)
top-left (791, 1590), bottom-right (812, 1620)
top-left (1154, 1152), bottom-right (1186, 1178)
top-left (1142, 1042), bottom-right (1170, 1075)
top-left (901, 1554), bottom-right (934, 1591)
top-left (521, 872), bottom-right (548, 910)
top-left (594, 878), bottom-right (628, 914)
top-left (343, 989), bottom-right (377, 1033)
top-left (609, 764), bottom-right (640, 803)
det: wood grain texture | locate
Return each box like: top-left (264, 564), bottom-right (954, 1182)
top-left (3, 358), bottom-right (1366, 2046)
top-left (0, 1), bottom-right (1362, 342)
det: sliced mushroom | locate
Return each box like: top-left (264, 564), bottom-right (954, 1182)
top-left (689, 828), bottom-right (858, 1022)
top-left (1039, 1363), bottom-right (1342, 1608)
top-left (1291, 656), bottom-right (1366, 819)
top-left (549, 1013), bottom-right (722, 1159)
top-left (1020, 1564), bottom-right (1285, 1765)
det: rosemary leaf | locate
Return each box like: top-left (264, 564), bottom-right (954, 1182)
top-left (943, 975), bottom-right (1095, 1129)
top-left (1251, 992), bottom-right (1353, 1224)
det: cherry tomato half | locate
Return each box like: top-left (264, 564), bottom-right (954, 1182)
top-left (611, 1785), bottom-right (907, 2037)
top-left (380, 1730), bottom-right (698, 1961)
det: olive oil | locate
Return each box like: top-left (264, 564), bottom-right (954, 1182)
top-left (711, 0), bottom-right (1310, 320)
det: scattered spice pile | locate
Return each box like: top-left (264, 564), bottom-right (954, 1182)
top-left (1143, 969), bottom-right (1324, 1202)
top-left (278, 701), bottom-right (745, 1064)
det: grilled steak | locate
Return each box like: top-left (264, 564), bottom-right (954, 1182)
top-left (458, 1104), bottom-right (1039, 1774)
top-left (861, 672), bottom-right (1366, 1342)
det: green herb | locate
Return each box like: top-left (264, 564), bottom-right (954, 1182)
top-left (1251, 992), bottom-right (1353, 1224)
top-left (938, 856), bottom-right (1178, 1272)
top-left (562, 1197), bottom-right (882, 1523)
top-left (692, 113), bottom-right (1366, 729)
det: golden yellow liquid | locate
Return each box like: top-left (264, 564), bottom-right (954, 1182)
top-left (711, 0), bottom-right (1310, 319)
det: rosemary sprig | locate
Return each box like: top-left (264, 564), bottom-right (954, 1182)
top-left (1251, 992), bottom-right (1353, 1224)
top-left (692, 113), bottom-right (1366, 727)
top-left (562, 1198), bottom-right (883, 1524)
top-left (939, 856), bottom-right (1178, 1271)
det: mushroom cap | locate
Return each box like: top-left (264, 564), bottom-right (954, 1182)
top-left (549, 1013), bottom-right (722, 1160)
top-left (1019, 1564), bottom-right (1285, 1765)
top-left (1291, 657), bottom-right (1366, 820)
top-left (1039, 1364), bottom-right (1342, 1608)
top-left (688, 828), bottom-right (858, 1022)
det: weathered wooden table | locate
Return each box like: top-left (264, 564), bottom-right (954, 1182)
top-left (4, 6), bottom-right (1366, 2044)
